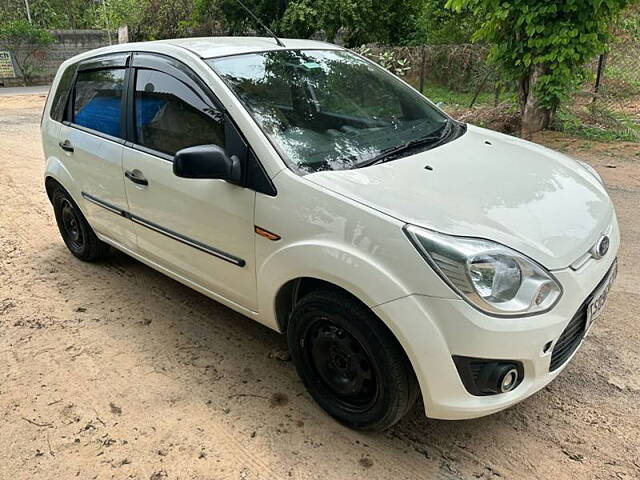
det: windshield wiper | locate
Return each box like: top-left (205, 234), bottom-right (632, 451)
top-left (356, 120), bottom-right (454, 168)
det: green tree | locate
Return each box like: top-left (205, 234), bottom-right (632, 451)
top-left (316, 0), bottom-right (422, 46)
top-left (194, 0), bottom-right (421, 46)
top-left (408, 0), bottom-right (480, 45)
top-left (134, 0), bottom-right (195, 40)
top-left (0, 0), bottom-right (28, 23)
top-left (30, 0), bottom-right (95, 29)
top-left (0, 20), bottom-right (54, 85)
top-left (86, 0), bottom-right (147, 32)
top-left (447, 0), bottom-right (635, 134)
top-left (0, 0), bottom-right (102, 29)
top-left (195, 0), bottom-right (286, 35)
top-left (278, 0), bottom-right (318, 38)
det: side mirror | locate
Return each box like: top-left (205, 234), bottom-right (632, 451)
top-left (173, 145), bottom-right (242, 184)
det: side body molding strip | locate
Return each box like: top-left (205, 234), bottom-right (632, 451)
top-left (81, 191), bottom-right (246, 267)
top-left (82, 191), bottom-right (127, 216)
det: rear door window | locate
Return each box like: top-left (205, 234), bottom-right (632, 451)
top-left (134, 69), bottom-right (224, 156)
top-left (72, 68), bottom-right (126, 138)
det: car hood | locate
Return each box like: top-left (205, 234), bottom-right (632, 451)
top-left (306, 125), bottom-right (614, 270)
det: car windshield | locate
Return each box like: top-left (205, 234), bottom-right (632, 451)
top-left (208, 49), bottom-right (453, 174)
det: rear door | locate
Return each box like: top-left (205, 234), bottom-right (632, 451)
top-left (121, 53), bottom-right (258, 310)
top-left (58, 53), bottom-right (135, 248)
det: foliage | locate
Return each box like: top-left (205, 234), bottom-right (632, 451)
top-left (278, 1), bottom-right (319, 38)
top-left (555, 106), bottom-right (640, 142)
top-left (0, 0), bottom-right (138, 30)
top-left (27, 0), bottom-right (96, 29)
top-left (0, 0), bottom-right (467, 47)
top-left (195, 0), bottom-right (422, 47)
top-left (194, 0), bottom-right (285, 35)
top-left (424, 44), bottom-right (494, 92)
top-left (616, 3), bottom-right (640, 41)
top-left (322, 0), bottom-right (423, 46)
top-left (422, 80), bottom-right (500, 107)
top-left (446, 0), bottom-right (635, 113)
top-left (8, 0), bottom-right (220, 37)
top-left (88, 0), bottom-right (147, 32)
top-left (0, 20), bottom-right (54, 84)
top-left (0, 1), bottom-right (23, 24)
top-left (353, 46), bottom-right (411, 76)
top-left (0, 19), bottom-right (53, 48)
top-left (407, 0), bottom-right (480, 45)
top-left (134, 0), bottom-right (196, 40)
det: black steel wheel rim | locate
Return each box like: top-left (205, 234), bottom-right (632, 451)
top-left (60, 198), bottom-right (84, 250)
top-left (304, 317), bottom-right (380, 413)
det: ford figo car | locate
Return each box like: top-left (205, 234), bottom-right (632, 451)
top-left (42, 37), bottom-right (619, 430)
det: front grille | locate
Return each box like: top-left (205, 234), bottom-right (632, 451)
top-left (549, 262), bottom-right (615, 372)
top-left (549, 307), bottom-right (587, 371)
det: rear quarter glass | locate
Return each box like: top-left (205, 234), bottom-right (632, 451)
top-left (50, 63), bottom-right (78, 122)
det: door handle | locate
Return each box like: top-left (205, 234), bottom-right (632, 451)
top-left (125, 170), bottom-right (148, 186)
top-left (59, 139), bottom-right (74, 153)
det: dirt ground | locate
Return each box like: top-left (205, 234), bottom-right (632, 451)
top-left (1, 94), bottom-right (639, 480)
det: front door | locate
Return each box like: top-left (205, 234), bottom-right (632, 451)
top-left (122, 61), bottom-right (257, 310)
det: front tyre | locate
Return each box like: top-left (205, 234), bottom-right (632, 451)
top-left (287, 290), bottom-right (418, 431)
top-left (51, 187), bottom-right (109, 261)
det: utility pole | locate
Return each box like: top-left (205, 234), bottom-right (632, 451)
top-left (24, 0), bottom-right (32, 23)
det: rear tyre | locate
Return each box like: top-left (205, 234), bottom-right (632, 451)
top-left (287, 290), bottom-right (418, 431)
top-left (51, 186), bottom-right (109, 261)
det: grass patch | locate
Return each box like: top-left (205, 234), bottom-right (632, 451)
top-left (421, 82), bottom-right (640, 142)
top-left (555, 106), bottom-right (640, 142)
top-left (421, 82), bottom-right (497, 108)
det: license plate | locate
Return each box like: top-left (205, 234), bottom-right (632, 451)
top-left (586, 262), bottom-right (617, 333)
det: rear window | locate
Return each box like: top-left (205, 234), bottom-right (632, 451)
top-left (49, 63), bottom-right (77, 122)
top-left (72, 68), bottom-right (126, 138)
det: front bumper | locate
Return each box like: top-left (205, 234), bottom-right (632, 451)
top-left (372, 226), bottom-right (619, 420)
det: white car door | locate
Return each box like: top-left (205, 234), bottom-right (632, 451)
top-left (121, 54), bottom-right (259, 310)
top-left (58, 53), bottom-right (136, 249)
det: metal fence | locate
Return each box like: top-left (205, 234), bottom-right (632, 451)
top-left (357, 42), bottom-right (640, 122)
top-left (356, 44), bottom-right (492, 97)
top-left (582, 42), bottom-right (640, 118)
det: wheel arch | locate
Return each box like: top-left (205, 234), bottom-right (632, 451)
top-left (258, 240), bottom-right (411, 330)
top-left (44, 156), bottom-right (81, 205)
top-left (274, 277), bottom-right (373, 334)
top-left (45, 175), bottom-right (64, 201)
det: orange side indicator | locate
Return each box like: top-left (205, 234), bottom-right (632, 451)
top-left (254, 226), bottom-right (281, 241)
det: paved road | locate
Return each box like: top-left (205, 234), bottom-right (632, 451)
top-left (0, 85), bottom-right (50, 96)
top-left (1, 94), bottom-right (639, 480)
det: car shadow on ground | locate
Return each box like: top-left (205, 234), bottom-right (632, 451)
top-left (75, 246), bottom-right (540, 477)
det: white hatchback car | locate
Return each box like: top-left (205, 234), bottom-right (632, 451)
top-left (42, 37), bottom-right (619, 431)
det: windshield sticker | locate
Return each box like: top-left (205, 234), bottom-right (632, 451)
top-left (301, 61), bottom-right (322, 70)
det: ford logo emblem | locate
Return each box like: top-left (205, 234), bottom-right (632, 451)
top-left (593, 235), bottom-right (610, 259)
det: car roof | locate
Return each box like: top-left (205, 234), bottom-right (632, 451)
top-left (152, 36), bottom-right (342, 59)
top-left (57, 37), bottom-right (345, 73)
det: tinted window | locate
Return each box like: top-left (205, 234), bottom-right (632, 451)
top-left (73, 68), bottom-right (125, 137)
top-left (134, 69), bottom-right (224, 156)
top-left (50, 63), bottom-right (77, 122)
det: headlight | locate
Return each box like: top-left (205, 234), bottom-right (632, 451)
top-left (404, 225), bottom-right (562, 316)
top-left (577, 160), bottom-right (604, 185)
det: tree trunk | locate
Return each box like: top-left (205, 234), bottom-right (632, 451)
top-left (521, 64), bottom-right (553, 137)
